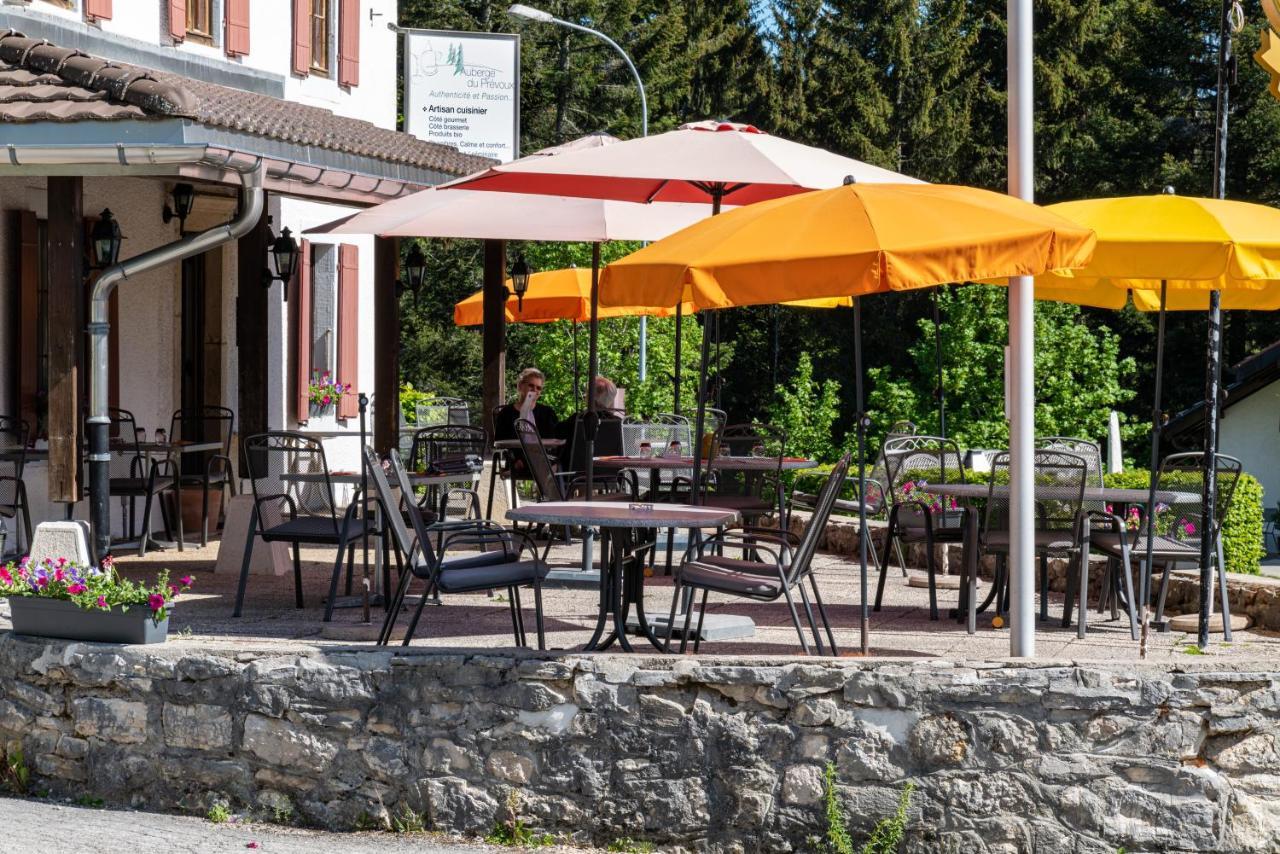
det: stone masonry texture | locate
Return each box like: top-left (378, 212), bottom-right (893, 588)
top-left (0, 634), bottom-right (1278, 852)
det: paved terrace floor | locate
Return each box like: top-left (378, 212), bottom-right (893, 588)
top-left (4, 536), bottom-right (1278, 663)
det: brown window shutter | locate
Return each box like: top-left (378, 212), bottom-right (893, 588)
top-left (338, 0), bottom-right (360, 87)
top-left (168, 0), bottom-right (186, 41)
top-left (336, 244), bottom-right (359, 420)
top-left (292, 0), bottom-right (311, 76)
top-left (295, 240), bottom-right (313, 423)
top-left (225, 0), bottom-right (251, 57)
top-left (84, 0), bottom-right (112, 21)
top-left (15, 212), bottom-right (39, 431)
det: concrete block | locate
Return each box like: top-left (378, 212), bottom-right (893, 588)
top-left (213, 494), bottom-right (290, 575)
top-left (27, 521), bottom-right (92, 566)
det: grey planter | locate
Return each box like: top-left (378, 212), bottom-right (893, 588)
top-left (7, 597), bottom-right (169, 644)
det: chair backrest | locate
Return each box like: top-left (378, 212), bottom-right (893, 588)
top-left (564, 416), bottom-right (623, 473)
top-left (1156, 452), bottom-right (1244, 545)
top-left (170, 405), bottom-right (234, 477)
top-left (102, 407), bottom-right (145, 479)
top-left (363, 445), bottom-right (429, 571)
top-left (416, 396), bottom-right (469, 427)
top-left (789, 453), bottom-right (852, 580)
top-left (1037, 437), bottom-right (1103, 487)
top-left (882, 435), bottom-right (966, 525)
top-left (514, 419), bottom-right (563, 502)
top-left (242, 432), bottom-right (337, 530)
top-left (716, 422), bottom-right (787, 501)
top-left (983, 449), bottom-right (1088, 541)
top-left (885, 420), bottom-right (917, 442)
top-left (408, 424), bottom-right (487, 473)
top-left (0, 416), bottom-right (29, 509)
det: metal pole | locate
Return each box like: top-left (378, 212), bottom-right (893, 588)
top-left (1140, 281), bottom-right (1169, 650)
top-left (584, 242), bottom-right (601, 500)
top-left (673, 305), bottom-right (683, 415)
top-left (572, 321), bottom-right (581, 404)
top-left (1007, 0), bottom-right (1036, 657)
top-left (932, 288), bottom-right (947, 438)
top-left (854, 297), bottom-right (870, 655)
top-left (689, 189), bottom-right (726, 505)
top-left (359, 392), bottom-right (370, 624)
top-left (1200, 0), bottom-right (1235, 650)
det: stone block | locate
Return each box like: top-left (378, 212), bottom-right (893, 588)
top-left (486, 750), bottom-right (534, 785)
top-left (27, 521), bottom-right (91, 567)
top-left (70, 697), bottom-right (148, 744)
top-left (162, 703), bottom-right (232, 750)
top-left (242, 714), bottom-right (338, 773)
top-left (781, 764), bottom-right (824, 805)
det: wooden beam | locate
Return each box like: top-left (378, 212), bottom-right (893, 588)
top-left (45, 177), bottom-right (83, 503)
top-left (373, 236), bottom-right (399, 454)
top-left (482, 239), bottom-right (507, 439)
top-left (236, 193), bottom-right (270, 461)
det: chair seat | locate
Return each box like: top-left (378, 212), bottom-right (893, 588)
top-left (179, 471), bottom-right (230, 487)
top-left (703, 494), bottom-right (774, 513)
top-left (680, 555), bottom-right (784, 597)
top-left (108, 476), bottom-right (173, 496)
top-left (1089, 530), bottom-right (1198, 559)
top-left (983, 530), bottom-right (1078, 552)
top-left (259, 516), bottom-right (378, 543)
top-left (896, 523), bottom-right (966, 544)
top-left (437, 559), bottom-right (548, 594)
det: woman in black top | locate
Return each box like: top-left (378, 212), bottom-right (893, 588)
top-left (494, 367), bottom-right (559, 441)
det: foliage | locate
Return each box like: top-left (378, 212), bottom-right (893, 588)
top-left (769, 352), bottom-right (843, 464)
top-left (0, 556), bottom-right (192, 623)
top-left (607, 839), bottom-right (656, 853)
top-left (2, 746), bottom-right (29, 796)
top-left (74, 794), bottom-right (105, 809)
top-left (1102, 470), bottom-right (1265, 575)
top-left (391, 805), bottom-right (427, 834)
top-left (486, 790), bottom-right (554, 848)
top-left (307, 370), bottom-right (351, 409)
top-left (823, 762), bottom-right (915, 854)
top-left (206, 802), bottom-right (231, 824)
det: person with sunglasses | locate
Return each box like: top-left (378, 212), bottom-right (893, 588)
top-left (494, 367), bottom-right (560, 442)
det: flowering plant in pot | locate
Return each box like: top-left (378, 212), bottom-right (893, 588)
top-left (0, 555), bottom-right (193, 644)
top-left (308, 371), bottom-right (350, 415)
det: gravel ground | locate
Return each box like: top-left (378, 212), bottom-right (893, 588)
top-left (0, 797), bottom-right (605, 854)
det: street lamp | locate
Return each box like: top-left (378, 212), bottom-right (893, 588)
top-left (506, 3), bottom-right (652, 378)
top-left (263, 226), bottom-right (300, 301)
top-left (509, 255), bottom-right (532, 311)
top-left (162, 182), bottom-right (196, 233)
top-left (90, 209), bottom-right (123, 268)
top-left (401, 242), bottom-right (428, 298)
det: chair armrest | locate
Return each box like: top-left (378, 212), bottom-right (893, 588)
top-left (206, 454), bottom-right (232, 482)
top-left (734, 525), bottom-right (801, 547)
top-left (695, 531), bottom-right (786, 565)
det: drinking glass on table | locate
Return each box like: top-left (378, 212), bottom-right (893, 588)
top-left (134, 427), bottom-right (147, 444)
top-left (155, 428), bottom-right (167, 445)
top-left (638, 440), bottom-right (652, 458)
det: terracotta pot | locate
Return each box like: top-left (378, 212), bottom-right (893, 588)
top-left (179, 488), bottom-right (224, 535)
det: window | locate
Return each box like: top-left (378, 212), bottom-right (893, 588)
top-left (186, 0), bottom-right (214, 44)
top-left (310, 0), bottom-right (330, 75)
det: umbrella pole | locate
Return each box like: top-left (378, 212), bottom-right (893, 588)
top-left (674, 305), bottom-right (683, 415)
top-left (585, 243), bottom-right (601, 501)
top-left (855, 297), bottom-right (870, 655)
top-left (573, 321), bottom-right (581, 405)
top-left (1140, 281), bottom-right (1168, 650)
top-left (689, 311), bottom-right (714, 506)
top-left (932, 288), bottom-right (947, 438)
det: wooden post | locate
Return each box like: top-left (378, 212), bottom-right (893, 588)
top-left (481, 239), bottom-right (506, 438)
top-left (236, 193), bottom-right (271, 456)
top-left (46, 177), bottom-right (83, 503)
top-left (373, 236), bottom-right (399, 454)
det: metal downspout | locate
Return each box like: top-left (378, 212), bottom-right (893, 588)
top-left (87, 163), bottom-right (265, 561)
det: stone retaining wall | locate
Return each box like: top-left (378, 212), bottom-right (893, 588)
top-left (0, 635), bottom-right (1278, 852)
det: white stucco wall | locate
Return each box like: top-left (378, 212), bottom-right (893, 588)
top-left (1220, 382), bottom-right (1279, 510)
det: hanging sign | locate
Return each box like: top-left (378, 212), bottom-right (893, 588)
top-left (1255, 1), bottom-right (1280, 100)
top-left (403, 29), bottom-right (520, 163)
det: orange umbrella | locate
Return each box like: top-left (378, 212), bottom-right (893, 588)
top-left (452, 268), bottom-right (692, 326)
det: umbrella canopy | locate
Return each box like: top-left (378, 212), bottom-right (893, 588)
top-left (441, 120), bottom-right (923, 205)
top-left (600, 182), bottom-right (1097, 309)
top-left (1030, 195), bottom-right (1280, 309)
top-left (453, 268), bottom-right (694, 325)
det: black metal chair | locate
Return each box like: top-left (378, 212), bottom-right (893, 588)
top-left (980, 450), bottom-right (1093, 630)
top-left (702, 422), bottom-right (789, 525)
top-left (407, 424), bottom-right (486, 522)
top-left (98, 408), bottom-right (183, 557)
top-left (371, 448), bottom-right (547, 648)
top-left (874, 435), bottom-right (968, 620)
top-left (1086, 452), bottom-right (1242, 640)
top-left (665, 453), bottom-right (851, 656)
top-left (233, 432), bottom-right (377, 621)
top-left (169, 406), bottom-right (235, 547)
top-left (0, 416), bottom-right (32, 557)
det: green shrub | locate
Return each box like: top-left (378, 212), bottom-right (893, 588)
top-left (1102, 469), bottom-right (1264, 575)
top-left (823, 762), bottom-right (915, 854)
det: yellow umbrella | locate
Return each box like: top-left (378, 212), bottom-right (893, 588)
top-left (453, 267), bottom-right (693, 326)
top-left (600, 180), bottom-right (1096, 653)
top-left (1017, 193), bottom-right (1280, 636)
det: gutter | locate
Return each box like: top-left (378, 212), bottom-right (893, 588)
top-left (82, 151), bottom-right (265, 561)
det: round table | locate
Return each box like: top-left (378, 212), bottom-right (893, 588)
top-left (506, 501), bottom-right (739, 652)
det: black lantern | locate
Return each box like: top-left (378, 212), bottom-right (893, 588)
top-left (162, 182), bottom-right (196, 232)
top-left (402, 243), bottom-right (428, 297)
top-left (90, 208), bottom-right (123, 268)
top-left (263, 226), bottom-right (300, 301)
top-left (509, 255), bottom-right (532, 310)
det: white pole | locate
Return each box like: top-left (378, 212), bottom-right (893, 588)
top-left (1007, 0), bottom-right (1035, 657)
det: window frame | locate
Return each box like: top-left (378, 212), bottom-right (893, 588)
top-left (309, 0), bottom-right (331, 76)
top-left (186, 0), bottom-right (215, 45)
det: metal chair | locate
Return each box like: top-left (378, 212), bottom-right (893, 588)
top-left (665, 453), bottom-right (851, 656)
top-left (169, 406), bottom-right (235, 547)
top-left (98, 408), bottom-right (183, 557)
top-left (233, 432), bottom-right (377, 621)
top-left (1087, 452), bottom-right (1242, 640)
top-left (874, 435), bottom-right (968, 620)
top-left (370, 449), bottom-right (547, 648)
top-left (0, 416), bottom-right (32, 557)
top-left (415, 396), bottom-right (470, 427)
top-left (407, 424), bottom-right (486, 522)
top-left (980, 450), bottom-right (1092, 630)
top-left (704, 422), bottom-right (789, 524)
top-left (621, 414), bottom-right (691, 499)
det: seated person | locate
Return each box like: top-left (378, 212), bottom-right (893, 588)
top-left (559, 377), bottom-right (624, 470)
top-left (494, 367), bottom-right (559, 441)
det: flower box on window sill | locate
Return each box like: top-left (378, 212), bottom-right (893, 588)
top-left (8, 597), bottom-right (169, 644)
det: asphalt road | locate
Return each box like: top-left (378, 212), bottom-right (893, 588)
top-left (0, 797), bottom-right (595, 854)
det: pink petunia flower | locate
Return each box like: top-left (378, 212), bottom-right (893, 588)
top-left (0, 567), bottom-right (11, 585)
top-left (96, 595), bottom-right (108, 609)
top-left (180, 575), bottom-right (194, 587)
top-left (52, 568), bottom-right (65, 583)
top-left (148, 593), bottom-right (166, 612)
top-left (66, 583), bottom-right (86, 595)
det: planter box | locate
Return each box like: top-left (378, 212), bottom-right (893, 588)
top-left (7, 597), bottom-right (169, 644)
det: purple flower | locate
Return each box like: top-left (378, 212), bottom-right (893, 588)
top-left (96, 595), bottom-right (108, 610)
top-left (66, 583), bottom-right (86, 595)
top-left (1184, 522), bottom-right (1196, 536)
top-left (0, 567), bottom-right (11, 585)
top-left (148, 593), bottom-right (166, 612)
top-left (179, 575), bottom-right (194, 588)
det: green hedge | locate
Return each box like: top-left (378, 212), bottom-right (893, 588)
top-left (1102, 469), bottom-right (1265, 576)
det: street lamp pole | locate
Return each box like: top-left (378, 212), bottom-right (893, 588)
top-left (508, 4), bottom-right (650, 381)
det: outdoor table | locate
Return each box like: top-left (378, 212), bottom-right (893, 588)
top-left (104, 440), bottom-right (223, 553)
top-left (493, 438), bottom-right (565, 451)
top-left (486, 438), bottom-right (566, 521)
top-left (0, 445), bottom-right (48, 462)
top-left (924, 482), bottom-right (1202, 633)
top-left (506, 501), bottom-right (739, 652)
